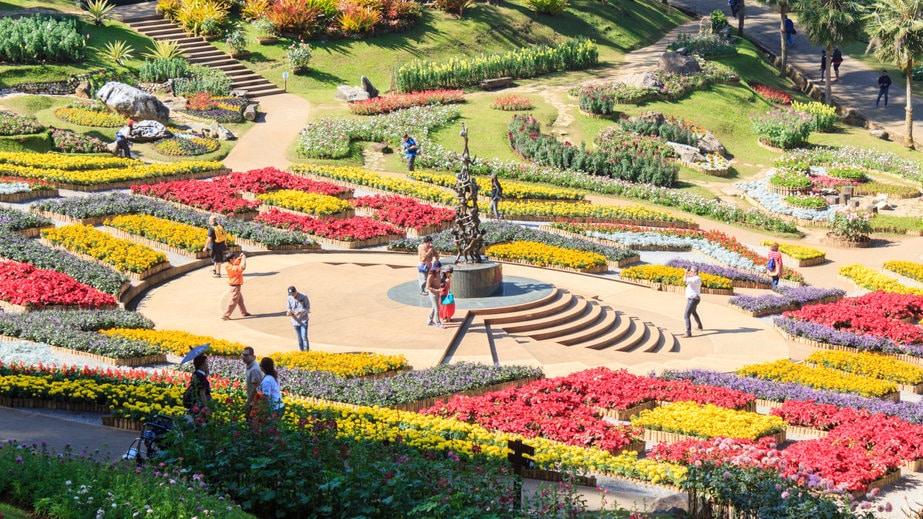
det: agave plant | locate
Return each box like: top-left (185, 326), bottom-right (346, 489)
top-left (103, 40), bottom-right (135, 66)
top-left (144, 40), bottom-right (185, 60)
top-left (83, 0), bottom-right (116, 25)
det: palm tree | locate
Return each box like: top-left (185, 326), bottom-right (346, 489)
top-left (796, 0), bottom-right (865, 106)
top-left (865, 0), bottom-right (923, 149)
top-left (755, 0), bottom-right (793, 77)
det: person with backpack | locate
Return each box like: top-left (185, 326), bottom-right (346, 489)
top-left (183, 354), bottom-right (212, 421)
top-left (204, 214), bottom-right (228, 278)
top-left (783, 14), bottom-right (796, 48)
top-left (490, 173), bottom-right (503, 220)
top-left (831, 47), bottom-right (843, 81)
top-left (767, 242), bottom-right (784, 289)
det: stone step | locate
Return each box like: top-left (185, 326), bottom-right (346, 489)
top-left (589, 316), bottom-right (646, 351)
top-left (516, 300), bottom-right (603, 340)
top-left (144, 27), bottom-right (189, 38)
top-left (245, 87), bottom-right (285, 98)
top-left (188, 56), bottom-right (238, 66)
top-left (470, 288), bottom-right (561, 317)
top-left (183, 51), bottom-right (228, 61)
top-left (233, 77), bottom-right (274, 88)
top-left (480, 291), bottom-right (574, 325)
top-left (501, 297), bottom-right (589, 334)
top-left (633, 324), bottom-right (664, 353)
top-left (122, 14), bottom-right (165, 24)
top-left (554, 306), bottom-right (620, 346)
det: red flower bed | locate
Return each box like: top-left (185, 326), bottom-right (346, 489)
top-left (784, 291), bottom-right (923, 344)
top-left (255, 208), bottom-right (401, 241)
top-left (0, 260), bottom-right (116, 308)
top-left (750, 83), bottom-right (792, 105)
top-left (0, 360), bottom-right (241, 392)
top-left (214, 167), bottom-right (350, 197)
top-left (132, 179), bottom-right (259, 216)
top-left (352, 194), bottom-right (454, 231)
top-left (348, 90), bottom-right (464, 115)
top-left (769, 400), bottom-right (868, 431)
top-left (0, 176), bottom-right (55, 190)
top-left (648, 436), bottom-right (780, 468)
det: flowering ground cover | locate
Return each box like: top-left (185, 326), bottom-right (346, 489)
top-left (736, 359), bottom-right (898, 398)
top-left (666, 258), bottom-right (770, 287)
top-left (884, 260), bottom-right (923, 283)
top-left (54, 104), bottom-right (126, 127)
top-left (0, 176), bottom-right (53, 194)
top-left (761, 240), bottom-right (825, 263)
top-left (42, 224), bottom-right (168, 275)
top-left (777, 146), bottom-right (923, 184)
top-left (749, 83), bottom-right (792, 104)
top-left (728, 285), bottom-right (844, 315)
top-left (774, 315), bottom-right (923, 360)
top-left (257, 189), bottom-right (353, 217)
top-left (270, 350), bottom-right (408, 377)
top-left (491, 94), bottom-right (534, 111)
top-left (101, 328), bottom-right (247, 357)
top-left (839, 264), bottom-right (923, 295)
top-left (486, 241), bottom-right (609, 270)
top-left (255, 208), bottom-right (402, 242)
top-left (348, 89), bottom-right (464, 115)
top-left (632, 401), bottom-right (785, 440)
top-left (483, 200), bottom-right (696, 223)
top-left (48, 129), bottom-right (109, 154)
top-left (805, 349), bottom-right (923, 386)
top-left (735, 173), bottom-right (837, 223)
top-left (0, 151), bottom-right (223, 186)
top-left (105, 214), bottom-right (234, 253)
top-left (292, 163), bottom-right (456, 204)
top-left (132, 179), bottom-right (260, 216)
top-left (621, 264), bottom-right (733, 290)
top-left (352, 194), bottom-right (454, 231)
top-left (213, 167), bottom-right (350, 197)
top-left (0, 260), bottom-right (116, 309)
top-left (407, 170), bottom-right (586, 201)
top-left (0, 110), bottom-right (45, 135)
top-left (783, 291), bottom-right (923, 345)
top-left (152, 136), bottom-right (220, 156)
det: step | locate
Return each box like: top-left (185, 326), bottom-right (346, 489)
top-left (122, 14), bottom-right (164, 23)
top-left (554, 306), bottom-right (619, 346)
top-left (224, 69), bottom-right (256, 78)
top-left (183, 50), bottom-right (228, 61)
top-left (171, 37), bottom-right (206, 45)
top-left (129, 21), bottom-right (174, 31)
top-left (501, 297), bottom-right (589, 334)
top-left (482, 292), bottom-right (575, 326)
top-left (470, 289), bottom-right (561, 317)
top-left (246, 87), bottom-right (286, 98)
top-left (585, 314), bottom-right (643, 351)
top-left (633, 324), bottom-right (664, 353)
top-left (144, 28), bottom-right (189, 38)
top-left (522, 301), bottom-right (603, 340)
top-left (188, 56), bottom-right (238, 66)
top-left (233, 79), bottom-right (276, 90)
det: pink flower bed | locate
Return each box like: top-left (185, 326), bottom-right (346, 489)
top-left (132, 179), bottom-right (259, 216)
top-left (348, 90), bottom-right (464, 115)
top-left (255, 208), bottom-right (402, 241)
top-left (352, 194), bottom-right (454, 231)
top-left (214, 167), bottom-right (350, 197)
top-left (0, 260), bottom-right (116, 308)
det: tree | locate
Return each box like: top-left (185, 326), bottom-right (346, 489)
top-left (755, 0), bottom-right (793, 77)
top-left (865, 0), bottom-right (923, 149)
top-left (796, 0), bottom-right (865, 106)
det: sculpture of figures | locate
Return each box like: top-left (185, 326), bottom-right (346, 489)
top-left (452, 123), bottom-right (485, 263)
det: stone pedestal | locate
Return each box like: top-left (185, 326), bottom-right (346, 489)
top-left (449, 261), bottom-right (502, 298)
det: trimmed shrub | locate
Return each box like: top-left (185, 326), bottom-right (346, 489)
top-left (138, 57), bottom-right (189, 83)
top-left (173, 64), bottom-right (232, 96)
top-left (0, 14), bottom-right (86, 64)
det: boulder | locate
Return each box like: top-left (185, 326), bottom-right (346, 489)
top-left (875, 200), bottom-right (892, 211)
top-left (360, 76), bottom-right (379, 99)
top-left (666, 141), bottom-right (705, 164)
top-left (658, 51), bottom-right (702, 75)
top-left (633, 111), bottom-right (666, 126)
top-left (869, 128), bottom-right (889, 140)
top-left (335, 85), bottom-right (370, 102)
top-left (208, 121), bottom-right (235, 140)
top-left (75, 80), bottom-right (91, 99)
top-left (128, 120), bottom-right (171, 143)
top-left (649, 494), bottom-right (687, 518)
top-left (618, 71), bottom-right (663, 90)
top-left (244, 103), bottom-right (259, 122)
top-left (698, 132), bottom-right (726, 155)
top-left (840, 108), bottom-right (865, 127)
top-left (369, 142), bottom-right (392, 153)
top-left (96, 81), bottom-right (170, 123)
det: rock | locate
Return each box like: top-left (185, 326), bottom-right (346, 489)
top-left (75, 80), bottom-right (91, 99)
top-left (128, 120), bottom-right (171, 143)
top-left (335, 85), bottom-right (370, 102)
top-left (619, 71), bottom-right (664, 90)
top-left (106, 141), bottom-right (119, 155)
top-left (244, 103), bottom-right (259, 122)
top-left (840, 108), bottom-right (865, 127)
top-left (658, 51), bottom-right (702, 75)
top-left (360, 76), bottom-right (379, 99)
top-left (230, 90), bottom-right (248, 98)
top-left (649, 494), bottom-right (687, 517)
top-left (666, 141), bottom-right (705, 163)
top-left (634, 111), bottom-right (666, 126)
top-left (209, 121), bottom-right (236, 140)
top-left (875, 200), bottom-right (892, 211)
top-left (698, 132), bottom-right (726, 155)
top-left (369, 142), bottom-right (392, 153)
top-left (96, 81), bottom-right (170, 123)
top-left (870, 128), bottom-right (889, 140)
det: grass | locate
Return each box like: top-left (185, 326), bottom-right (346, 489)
top-left (0, 501), bottom-right (33, 519)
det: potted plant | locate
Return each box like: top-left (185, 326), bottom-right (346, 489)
top-left (286, 42), bottom-right (313, 73)
top-left (825, 207), bottom-right (872, 248)
top-left (225, 27), bottom-right (249, 58)
top-left (198, 17), bottom-right (222, 40)
top-left (253, 17), bottom-right (277, 45)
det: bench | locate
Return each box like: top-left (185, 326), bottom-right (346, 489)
top-left (479, 77), bottom-right (513, 90)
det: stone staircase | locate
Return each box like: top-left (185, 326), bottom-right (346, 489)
top-left (124, 14), bottom-right (284, 99)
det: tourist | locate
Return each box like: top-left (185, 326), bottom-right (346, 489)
top-left (258, 357), bottom-right (285, 415)
top-left (426, 260), bottom-right (444, 328)
top-left (783, 15), bottom-right (796, 48)
top-left (241, 347), bottom-right (263, 419)
top-left (401, 133), bottom-right (419, 172)
top-left (767, 242), bottom-right (784, 289)
top-left (877, 70), bottom-right (891, 108)
top-left (490, 173), bottom-right (503, 220)
top-left (182, 354), bottom-right (212, 421)
top-left (417, 235), bottom-right (439, 295)
top-left (203, 214), bottom-right (228, 277)
top-left (286, 286), bottom-right (311, 352)
top-left (819, 49), bottom-right (827, 82)
top-left (728, 0), bottom-right (740, 18)
top-left (222, 251), bottom-right (251, 320)
top-left (831, 47), bottom-right (843, 81)
top-left (682, 267), bottom-right (703, 338)
top-left (114, 120), bottom-right (134, 158)
top-left (440, 265), bottom-right (455, 322)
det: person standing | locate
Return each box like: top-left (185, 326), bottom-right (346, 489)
top-left (426, 261), bottom-right (444, 328)
top-left (831, 47), bottom-right (843, 81)
top-left (783, 15), bottom-right (796, 48)
top-left (439, 265), bottom-right (455, 322)
top-left (401, 133), bottom-right (419, 172)
top-left (767, 242), bottom-right (784, 289)
top-left (241, 347), bottom-right (263, 419)
top-left (877, 70), bottom-right (892, 108)
top-left (183, 354), bottom-right (212, 422)
top-left (222, 251), bottom-right (251, 320)
top-left (820, 50), bottom-right (827, 82)
top-left (417, 236), bottom-right (439, 295)
top-left (682, 267), bottom-right (703, 338)
top-left (286, 286), bottom-right (311, 352)
top-left (258, 357), bottom-right (285, 415)
top-left (204, 215), bottom-right (228, 278)
top-left (490, 174), bottom-right (503, 220)
top-left (728, 0), bottom-right (740, 18)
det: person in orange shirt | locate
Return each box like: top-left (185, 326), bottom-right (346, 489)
top-left (222, 251), bottom-right (251, 320)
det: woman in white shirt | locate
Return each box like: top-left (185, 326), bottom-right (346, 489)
top-left (683, 267), bottom-right (703, 338)
top-left (258, 357), bottom-right (285, 415)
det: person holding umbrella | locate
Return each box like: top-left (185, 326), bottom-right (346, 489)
top-left (182, 351), bottom-right (212, 422)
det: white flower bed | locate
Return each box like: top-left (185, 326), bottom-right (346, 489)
top-left (0, 182), bottom-right (32, 195)
top-left (735, 171), bottom-right (837, 222)
top-left (587, 230), bottom-right (763, 272)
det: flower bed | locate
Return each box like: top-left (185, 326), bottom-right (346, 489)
top-left (54, 104), bottom-right (126, 127)
top-left (491, 94), bottom-right (534, 111)
top-left (619, 265), bottom-right (733, 292)
top-left (806, 349), bottom-right (923, 387)
top-left (488, 199), bottom-right (698, 225)
top-left (883, 260), bottom-right (923, 284)
top-left (49, 128), bottom-right (109, 154)
top-left (153, 136), bottom-right (220, 156)
top-left (270, 350), bottom-right (409, 378)
top-left (255, 208), bottom-right (403, 247)
top-left (407, 170), bottom-right (586, 202)
top-left (0, 260), bottom-right (117, 310)
top-left (839, 264), bottom-right (923, 296)
top-left (104, 214), bottom-right (236, 257)
top-left (485, 241), bottom-right (609, 273)
top-left (257, 189), bottom-right (354, 219)
top-left (737, 359), bottom-right (899, 399)
top-left (749, 83), bottom-right (792, 105)
top-left (0, 110), bottom-right (45, 135)
top-left (41, 224), bottom-right (169, 279)
top-left (348, 89), bottom-right (464, 115)
top-left (774, 316), bottom-right (923, 365)
top-left (215, 167), bottom-right (351, 198)
top-left (100, 328), bottom-right (248, 358)
top-left (784, 290), bottom-right (923, 345)
top-left (727, 285), bottom-right (844, 317)
top-left (131, 178), bottom-right (260, 217)
top-left (293, 164), bottom-right (456, 205)
top-left (665, 259), bottom-right (772, 289)
top-left (0, 176), bottom-right (57, 202)
top-left (632, 401), bottom-right (786, 441)
top-left (760, 240), bottom-right (825, 267)
top-left (352, 194), bottom-right (454, 232)
top-left (776, 146), bottom-right (923, 184)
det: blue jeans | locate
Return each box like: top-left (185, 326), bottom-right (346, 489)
top-left (293, 323), bottom-right (309, 351)
top-left (877, 87), bottom-right (889, 107)
top-left (684, 296), bottom-right (702, 335)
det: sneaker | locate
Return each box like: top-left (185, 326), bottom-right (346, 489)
top-left (426, 321), bottom-right (435, 326)
top-left (241, 313), bottom-right (252, 317)
top-left (697, 325), bottom-right (703, 330)
top-left (681, 333), bottom-right (691, 338)
top-left (434, 323), bottom-right (444, 329)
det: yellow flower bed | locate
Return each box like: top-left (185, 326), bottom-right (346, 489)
top-left (290, 401), bottom-right (687, 485)
top-left (257, 189), bottom-right (353, 217)
top-left (477, 200), bottom-right (694, 223)
top-left (407, 171), bottom-right (586, 201)
top-left (806, 350), bottom-right (923, 386)
top-left (760, 240), bottom-right (825, 260)
top-left (619, 265), bottom-right (732, 290)
top-left (42, 224), bottom-right (167, 274)
top-left (0, 152), bottom-right (223, 185)
top-left (100, 329), bottom-right (247, 357)
top-left (271, 351), bottom-right (408, 378)
top-left (0, 151), bottom-right (134, 171)
top-left (54, 106), bottom-right (127, 127)
top-left (105, 214), bottom-right (234, 252)
top-left (839, 264), bottom-right (923, 295)
top-left (737, 359), bottom-right (898, 398)
top-left (883, 260), bottom-right (923, 284)
top-left (486, 241), bottom-right (608, 269)
top-left (631, 401), bottom-right (785, 440)
top-left (292, 164), bottom-right (456, 205)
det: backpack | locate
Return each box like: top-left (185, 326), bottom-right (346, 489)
top-left (767, 257), bottom-right (776, 273)
top-left (182, 383), bottom-right (197, 409)
top-left (214, 224), bottom-right (227, 243)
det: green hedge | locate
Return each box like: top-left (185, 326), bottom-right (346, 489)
top-left (0, 132), bottom-right (52, 153)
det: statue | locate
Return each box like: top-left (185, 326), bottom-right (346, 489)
top-left (453, 123), bottom-right (485, 263)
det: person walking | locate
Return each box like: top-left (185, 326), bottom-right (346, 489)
top-left (286, 286), bottom-right (311, 352)
top-left (831, 47), bottom-right (843, 81)
top-left (820, 50), bottom-right (827, 82)
top-left (204, 215), bottom-right (228, 278)
top-left (682, 267), bottom-right (703, 338)
top-left (439, 265), bottom-right (455, 322)
top-left (222, 251), bottom-right (251, 320)
top-left (728, 0), bottom-right (740, 18)
top-left (417, 236), bottom-right (439, 295)
top-left (489, 173), bottom-right (503, 220)
top-left (877, 70), bottom-right (892, 108)
top-left (767, 242), bottom-right (784, 289)
top-left (783, 15), bottom-right (796, 48)
top-left (258, 357), bottom-right (285, 416)
top-left (241, 347), bottom-right (263, 419)
top-left (401, 133), bottom-right (419, 172)
top-left (426, 261), bottom-right (444, 328)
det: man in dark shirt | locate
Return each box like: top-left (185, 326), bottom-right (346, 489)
top-left (877, 70), bottom-right (892, 108)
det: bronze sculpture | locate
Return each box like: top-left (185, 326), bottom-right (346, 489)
top-left (453, 123), bottom-right (485, 263)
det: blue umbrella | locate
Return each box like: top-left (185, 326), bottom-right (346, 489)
top-left (180, 343), bottom-right (210, 365)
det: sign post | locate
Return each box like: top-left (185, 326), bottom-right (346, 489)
top-left (282, 71), bottom-right (289, 92)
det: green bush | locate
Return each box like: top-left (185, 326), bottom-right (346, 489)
top-left (0, 14), bottom-right (86, 64)
top-left (751, 109), bottom-right (813, 149)
top-left (827, 164), bottom-right (868, 182)
top-left (619, 118), bottom-right (699, 147)
top-left (139, 57), bottom-right (189, 82)
top-left (527, 0), bottom-right (569, 15)
top-left (710, 9), bottom-right (728, 33)
top-left (783, 194), bottom-right (829, 210)
top-left (173, 64), bottom-right (232, 96)
top-left (769, 169), bottom-right (813, 190)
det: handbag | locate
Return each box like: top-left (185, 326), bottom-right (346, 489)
top-left (441, 293), bottom-right (455, 305)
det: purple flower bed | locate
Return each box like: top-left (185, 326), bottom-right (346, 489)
top-left (661, 369), bottom-right (923, 425)
top-left (205, 357), bottom-right (543, 407)
top-left (0, 206), bottom-right (51, 231)
top-left (666, 259), bottom-right (769, 284)
top-left (728, 286), bottom-right (845, 314)
top-left (773, 316), bottom-right (923, 358)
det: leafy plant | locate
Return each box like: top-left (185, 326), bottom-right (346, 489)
top-left (138, 57), bottom-right (189, 82)
top-left (224, 27), bottom-right (249, 52)
top-left (83, 0), bottom-right (116, 25)
top-left (242, 0), bottom-right (271, 20)
top-left (792, 100), bottom-right (838, 132)
top-left (434, 0), bottom-right (475, 16)
top-left (751, 109), bottom-right (813, 149)
top-left (173, 64), bottom-right (232, 96)
top-left (144, 40), bottom-right (184, 60)
top-left (102, 40), bottom-right (134, 66)
top-left (338, 2), bottom-right (382, 36)
top-left (156, 0), bottom-right (182, 18)
top-left (252, 16), bottom-right (277, 36)
top-left (527, 0), bottom-right (569, 15)
top-left (829, 208), bottom-right (872, 241)
top-left (176, 0), bottom-right (230, 36)
top-left (267, 0), bottom-right (324, 36)
top-left (0, 15), bottom-right (86, 64)
top-left (709, 9), bottom-right (728, 33)
top-left (286, 42), bottom-right (313, 70)
top-left (198, 16), bottom-right (223, 36)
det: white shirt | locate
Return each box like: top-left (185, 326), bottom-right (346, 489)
top-left (685, 274), bottom-right (702, 299)
top-left (259, 374), bottom-right (284, 411)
